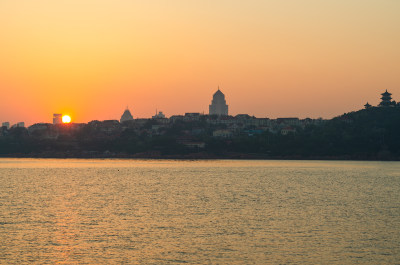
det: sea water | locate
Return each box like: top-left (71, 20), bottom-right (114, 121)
top-left (1, 159), bottom-right (399, 264)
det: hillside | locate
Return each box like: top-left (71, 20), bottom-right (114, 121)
top-left (1, 107), bottom-right (399, 160)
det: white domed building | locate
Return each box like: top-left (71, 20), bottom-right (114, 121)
top-left (209, 88), bottom-right (229, 116)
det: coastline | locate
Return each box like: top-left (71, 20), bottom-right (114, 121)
top-left (2, 152), bottom-right (399, 161)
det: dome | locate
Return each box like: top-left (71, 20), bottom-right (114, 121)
top-left (120, 108), bottom-right (133, 123)
top-left (213, 89), bottom-right (225, 99)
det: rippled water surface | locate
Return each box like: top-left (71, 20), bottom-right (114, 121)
top-left (1, 159), bottom-right (399, 264)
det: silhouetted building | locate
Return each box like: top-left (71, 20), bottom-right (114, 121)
top-left (185, 113), bottom-right (201, 117)
top-left (235, 114), bottom-right (252, 119)
top-left (100, 120), bottom-right (121, 133)
top-left (12, 122), bottom-right (25, 128)
top-left (277, 118), bottom-right (300, 126)
top-left (170, 115), bottom-right (184, 123)
top-left (209, 88), bottom-right (228, 116)
top-left (364, 102), bottom-right (372, 109)
top-left (2, 122), bottom-right (10, 129)
top-left (152, 111), bottom-right (165, 119)
top-left (379, 90), bottom-right (394, 107)
top-left (120, 108), bottom-right (134, 123)
top-left (184, 113), bottom-right (201, 121)
top-left (53, 113), bottom-right (62, 124)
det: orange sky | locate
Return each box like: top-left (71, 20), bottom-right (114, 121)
top-left (1, 1), bottom-right (399, 126)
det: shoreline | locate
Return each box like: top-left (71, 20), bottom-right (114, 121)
top-left (1, 152), bottom-right (399, 161)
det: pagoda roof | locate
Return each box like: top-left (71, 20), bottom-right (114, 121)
top-left (364, 102), bottom-right (372, 108)
top-left (381, 89), bottom-right (392, 96)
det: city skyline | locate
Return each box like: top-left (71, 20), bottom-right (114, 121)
top-left (1, 2), bottom-right (400, 262)
top-left (1, 88), bottom-right (397, 127)
top-left (1, 1), bottom-right (399, 125)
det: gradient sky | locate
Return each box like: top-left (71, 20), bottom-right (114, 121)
top-left (1, 0), bottom-right (399, 125)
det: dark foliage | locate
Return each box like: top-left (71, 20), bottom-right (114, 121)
top-left (1, 107), bottom-right (399, 160)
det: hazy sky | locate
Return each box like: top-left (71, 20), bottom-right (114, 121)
top-left (1, 0), bottom-right (399, 125)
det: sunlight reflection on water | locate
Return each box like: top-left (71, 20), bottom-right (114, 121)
top-left (1, 159), bottom-right (399, 264)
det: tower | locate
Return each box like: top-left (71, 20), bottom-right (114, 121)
top-left (379, 90), bottom-right (393, 107)
top-left (120, 108), bottom-right (134, 123)
top-left (209, 88), bottom-right (228, 116)
top-left (53, 114), bottom-right (62, 124)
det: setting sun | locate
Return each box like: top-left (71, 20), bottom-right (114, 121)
top-left (62, 115), bottom-right (71, 123)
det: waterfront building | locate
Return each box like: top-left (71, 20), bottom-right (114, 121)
top-left (53, 114), bottom-right (62, 124)
top-left (120, 108), bottom-right (134, 123)
top-left (209, 88), bottom-right (228, 116)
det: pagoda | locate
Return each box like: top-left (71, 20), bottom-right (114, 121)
top-left (378, 90), bottom-right (393, 107)
top-left (364, 102), bottom-right (372, 109)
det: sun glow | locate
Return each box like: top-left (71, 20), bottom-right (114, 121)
top-left (62, 115), bottom-right (71, 123)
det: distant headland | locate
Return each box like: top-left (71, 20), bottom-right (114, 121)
top-left (1, 89), bottom-right (400, 160)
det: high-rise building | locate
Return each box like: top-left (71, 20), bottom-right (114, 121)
top-left (120, 108), bottom-right (134, 123)
top-left (17, 122), bottom-right (25, 128)
top-left (2, 122), bottom-right (10, 129)
top-left (209, 88), bottom-right (228, 116)
top-left (53, 113), bottom-right (62, 124)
